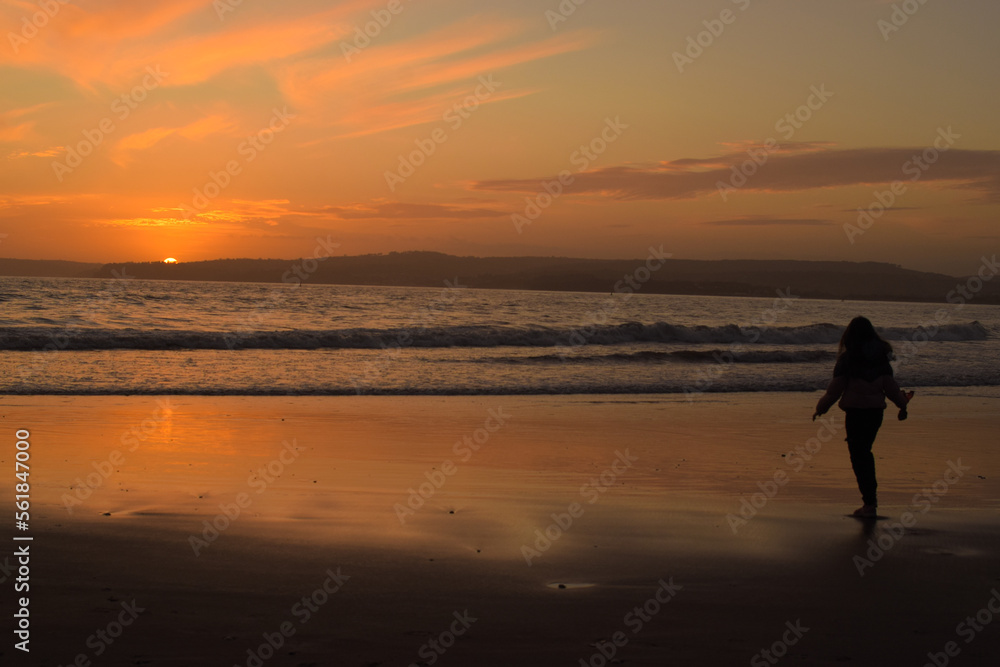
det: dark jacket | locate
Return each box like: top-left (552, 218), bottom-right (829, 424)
top-left (815, 349), bottom-right (909, 414)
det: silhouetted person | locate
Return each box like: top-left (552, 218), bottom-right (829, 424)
top-left (812, 316), bottom-right (913, 518)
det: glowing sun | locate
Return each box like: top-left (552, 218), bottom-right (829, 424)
top-left (163, 257), bottom-right (178, 264)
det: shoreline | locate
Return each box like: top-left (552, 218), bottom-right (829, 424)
top-left (7, 254), bottom-right (1000, 304)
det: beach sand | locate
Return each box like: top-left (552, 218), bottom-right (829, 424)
top-left (2, 391), bottom-right (999, 666)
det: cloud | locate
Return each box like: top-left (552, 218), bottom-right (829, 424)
top-left (473, 144), bottom-right (1000, 202)
top-left (323, 202), bottom-right (505, 220)
top-left (2, 2), bottom-right (599, 151)
top-left (0, 101), bottom-right (51, 142)
top-left (6, 147), bottom-right (61, 159)
top-left (143, 198), bottom-right (505, 227)
top-left (103, 217), bottom-right (207, 227)
top-left (838, 206), bottom-right (921, 213)
top-left (702, 217), bottom-right (834, 226)
top-left (0, 194), bottom-right (71, 210)
top-left (0, 122), bottom-right (33, 142)
top-left (0, 1), bottom-right (384, 90)
top-left (110, 114), bottom-right (236, 164)
top-left (279, 17), bottom-right (598, 138)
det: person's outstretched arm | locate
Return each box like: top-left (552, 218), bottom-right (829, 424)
top-left (813, 375), bottom-right (846, 420)
top-left (882, 375), bottom-right (911, 410)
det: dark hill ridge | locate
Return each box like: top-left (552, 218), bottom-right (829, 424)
top-left (72, 252), bottom-right (1000, 304)
top-left (0, 258), bottom-right (102, 278)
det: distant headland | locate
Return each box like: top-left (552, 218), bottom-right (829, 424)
top-left (1, 252), bottom-right (998, 304)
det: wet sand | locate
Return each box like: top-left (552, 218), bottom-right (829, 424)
top-left (1, 391), bottom-right (999, 666)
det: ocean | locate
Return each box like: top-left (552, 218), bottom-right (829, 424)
top-left (1, 276), bottom-right (997, 396)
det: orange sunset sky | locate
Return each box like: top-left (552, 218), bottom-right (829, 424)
top-left (0, 0), bottom-right (997, 274)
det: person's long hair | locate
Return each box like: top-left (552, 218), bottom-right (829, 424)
top-left (837, 316), bottom-right (894, 377)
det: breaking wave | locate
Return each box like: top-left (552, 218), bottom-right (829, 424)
top-left (0, 321), bottom-right (988, 351)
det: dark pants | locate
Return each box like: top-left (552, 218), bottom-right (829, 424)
top-left (844, 408), bottom-right (884, 506)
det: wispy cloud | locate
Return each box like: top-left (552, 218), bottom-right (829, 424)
top-left (103, 217), bottom-right (207, 227)
top-left (110, 114), bottom-right (236, 164)
top-left (323, 201), bottom-right (504, 220)
top-left (473, 146), bottom-right (1000, 202)
top-left (2, 2), bottom-right (599, 154)
top-left (0, 0), bottom-right (371, 88)
top-left (137, 199), bottom-right (300, 227)
top-left (0, 122), bottom-right (33, 142)
top-left (7, 147), bottom-right (61, 159)
top-left (0, 193), bottom-right (72, 209)
top-left (703, 217), bottom-right (834, 226)
top-left (280, 17), bottom-right (598, 137)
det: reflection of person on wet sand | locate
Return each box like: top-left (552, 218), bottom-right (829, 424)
top-left (812, 316), bottom-right (913, 518)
